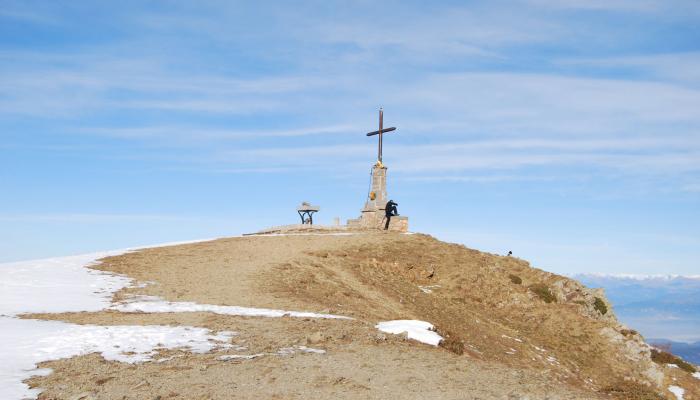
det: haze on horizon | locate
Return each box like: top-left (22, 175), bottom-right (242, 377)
top-left (1, 0), bottom-right (698, 276)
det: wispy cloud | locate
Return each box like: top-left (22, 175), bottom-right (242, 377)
top-left (206, 136), bottom-right (699, 176)
top-left (557, 52), bottom-right (700, 86)
top-left (79, 124), bottom-right (358, 141)
top-left (0, 3), bottom-right (63, 25)
top-left (0, 214), bottom-right (199, 223)
top-left (523, 0), bottom-right (662, 12)
top-left (682, 183), bottom-right (700, 193)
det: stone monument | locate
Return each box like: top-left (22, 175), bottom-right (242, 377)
top-left (347, 108), bottom-right (409, 232)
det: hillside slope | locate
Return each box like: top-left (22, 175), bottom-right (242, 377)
top-left (25, 232), bottom-right (699, 399)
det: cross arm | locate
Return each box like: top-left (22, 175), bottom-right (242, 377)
top-left (366, 127), bottom-right (396, 136)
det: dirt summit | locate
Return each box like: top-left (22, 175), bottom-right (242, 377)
top-left (27, 232), bottom-right (699, 399)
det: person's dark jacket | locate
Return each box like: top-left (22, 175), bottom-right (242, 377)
top-left (385, 200), bottom-right (398, 217)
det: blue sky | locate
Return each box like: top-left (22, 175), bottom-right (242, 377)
top-left (1, 0), bottom-right (698, 275)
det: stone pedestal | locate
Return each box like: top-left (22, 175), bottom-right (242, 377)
top-left (347, 163), bottom-right (408, 232)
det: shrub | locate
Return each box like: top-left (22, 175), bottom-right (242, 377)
top-left (439, 336), bottom-right (464, 355)
top-left (650, 348), bottom-right (697, 373)
top-left (601, 381), bottom-right (665, 400)
top-left (508, 274), bottom-right (522, 285)
top-left (593, 297), bottom-right (608, 315)
top-left (529, 283), bottom-right (555, 303)
top-left (435, 328), bottom-right (464, 355)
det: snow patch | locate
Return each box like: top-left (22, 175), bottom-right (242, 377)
top-left (217, 353), bottom-right (264, 361)
top-left (501, 334), bottom-right (523, 343)
top-left (375, 320), bottom-right (443, 346)
top-left (669, 385), bottom-right (685, 400)
top-left (0, 317), bottom-right (232, 399)
top-left (418, 285), bottom-right (440, 294)
top-left (297, 345), bottom-right (326, 354)
top-left (693, 372), bottom-right (700, 379)
top-left (112, 295), bottom-right (352, 320)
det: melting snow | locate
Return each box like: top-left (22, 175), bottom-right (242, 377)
top-left (113, 295), bottom-right (351, 319)
top-left (217, 353), bottom-right (264, 361)
top-left (375, 320), bottom-right (443, 346)
top-left (501, 334), bottom-right (523, 343)
top-left (296, 345), bottom-right (326, 354)
top-left (669, 385), bottom-right (685, 400)
top-left (546, 356), bottom-right (560, 365)
top-left (694, 372), bottom-right (700, 379)
top-left (0, 317), bottom-right (233, 399)
top-left (417, 285), bottom-right (441, 294)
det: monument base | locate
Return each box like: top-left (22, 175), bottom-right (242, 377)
top-left (347, 212), bottom-right (408, 232)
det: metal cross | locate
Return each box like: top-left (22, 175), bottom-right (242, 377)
top-left (366, 107), bottom-right (397, 163)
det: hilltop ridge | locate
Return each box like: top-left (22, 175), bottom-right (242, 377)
top-left (23, 232), bottom-right (700, 399)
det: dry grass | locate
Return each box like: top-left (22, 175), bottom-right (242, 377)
top-left (84, 232), bottom-right (700, 399)
top-left (650, 348), bottom-right (697, 373)
top-left (529, 283), bottom-right (555, 303)
top-left (620, 329), bottom-right (638, 337)
top-left (601, 381), bottom-right (664, 400)
top-left (436, 328), bottom-right (465, 355)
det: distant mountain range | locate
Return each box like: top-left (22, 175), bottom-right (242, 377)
top-left (573, 274), bottom-right (700, 365)
top-left (647, 339), bottom-right (700, 365)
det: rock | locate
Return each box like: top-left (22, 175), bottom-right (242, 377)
top-left (599, 327), bottom-right (664, 387)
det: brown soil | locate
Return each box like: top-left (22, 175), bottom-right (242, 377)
top-left (24, 232), bottom-right (699, 399)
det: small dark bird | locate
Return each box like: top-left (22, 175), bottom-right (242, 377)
top-left (507, 251), bottom-right (513, 257)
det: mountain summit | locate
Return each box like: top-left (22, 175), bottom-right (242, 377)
top-left (17, 232), bottom-right (700, 399)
